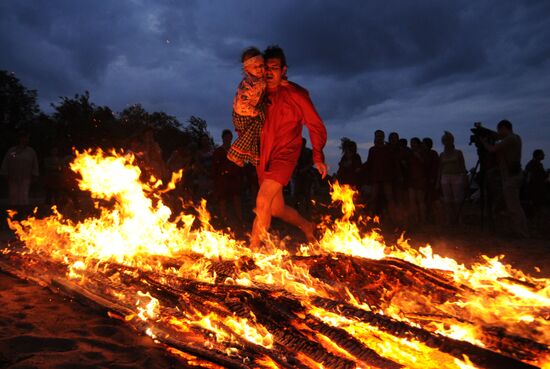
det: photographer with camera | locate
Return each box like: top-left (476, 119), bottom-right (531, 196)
top-left (481, 119), bottom-right (529, 238)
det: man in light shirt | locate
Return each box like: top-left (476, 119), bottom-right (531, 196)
top-left (1, 131), bottom-right (39, 208)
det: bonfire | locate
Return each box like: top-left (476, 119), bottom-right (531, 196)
top-left (2, 149), bottom-right (548, 369)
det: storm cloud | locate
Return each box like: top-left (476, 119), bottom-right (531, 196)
top-left (1, 0), bottom-right (549, 169)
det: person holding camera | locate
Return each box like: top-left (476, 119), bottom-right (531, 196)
top-left (482, 119), bottom-right (529, 238)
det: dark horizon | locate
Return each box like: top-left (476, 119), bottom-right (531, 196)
top-left (1, 0), bottom-right (549, 170)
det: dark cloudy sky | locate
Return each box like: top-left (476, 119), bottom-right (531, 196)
top-left (1, 0), bottom-right (549, 170)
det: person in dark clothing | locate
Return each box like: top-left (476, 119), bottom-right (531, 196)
top-left (362, 130), bottom-right (397, 219)
top-left (336, 137), bottom-right (362, 188)
top-left (408, 137), bottom-right (427, 224)
top-left (43, 146), bottom-right (64, 206)
top-left (423, 137), bottom-right (440, 222)
top-left (167, 143), bottom-right (196, 203)
top-left (293, 138), bottom-right (314, 216)
top-left (129, 128), bottom-right (167, 182)
top-left (525, 149), bottom-right (546, 219)
top-left (482, 120), bottom-right (528, 238)
top-left (212, 130), bottom-right (244, 229)
top-left (397, 137), bottom-right (412, 196)
top-left (388, 133), bottom-right (407, 224)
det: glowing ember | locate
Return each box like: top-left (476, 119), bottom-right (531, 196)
top-left (3, 149), bottom-right (548, 369)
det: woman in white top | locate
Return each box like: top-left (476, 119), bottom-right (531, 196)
top-left (438, 131), bottom-right (467, 225)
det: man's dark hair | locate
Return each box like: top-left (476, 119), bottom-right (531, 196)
top-left (241, 47), bottom-right (262, 63)
top-left (411, 137), bottom-right (421, 145)
top-left (533, 149), bottom-right (544, 158)
top-left (263, 45), bottom-right (287, 68)
top-left (497, 119), bottom-right (513, 131)
top-left (222, 129), bottom-right (233, 138)
top-left (340, 137), bottom-right (357, 153)
top-left (399, 138), bottom-right (408, 147)
top-left (423, 137), bottom-right (433, 149)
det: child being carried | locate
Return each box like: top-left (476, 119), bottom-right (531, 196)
top-left (227, 47), bottom-right (266, 167)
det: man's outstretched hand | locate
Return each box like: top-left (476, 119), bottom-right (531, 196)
top-left (315, 162), bottom-right (328, 179)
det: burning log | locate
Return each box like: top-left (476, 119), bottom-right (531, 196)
top-left (295, 254), bottom-right (464, 310)
top-left (313, 297), bottom-right (541, 369)
top-left (304, 315), bottom-right (405, 369)
top-left (406, 312), bottom-right (550, 363)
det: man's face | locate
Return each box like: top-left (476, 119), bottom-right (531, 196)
top-left (497, 126), bottom-right (510, 138)
top-left (265, 58), bottom-right (286, 89)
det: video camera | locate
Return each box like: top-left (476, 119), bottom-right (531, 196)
top-left (469, 122), bottom-right (499, 147)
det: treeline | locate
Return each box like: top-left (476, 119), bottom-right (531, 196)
top-left (0, 70), bottom-right (213, 161)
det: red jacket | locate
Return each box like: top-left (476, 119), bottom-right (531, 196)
top-left (258, 82), bottom-right (327, 185)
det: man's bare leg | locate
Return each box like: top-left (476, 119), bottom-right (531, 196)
top-left (251, 179), bottom-right (315, 248)
top-left (271, 186), bottom-right (315, 242)
top-left (250, 179), bottom-right (282, 249)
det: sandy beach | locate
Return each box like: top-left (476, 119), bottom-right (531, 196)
top-left (0, 252), bottom-right (186, 368)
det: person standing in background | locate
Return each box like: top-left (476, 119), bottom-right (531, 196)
top-left (408, 137), bottom-right (427, 224)
top-left (43, 146), bottom-right (63, 206)
top-left (482, 120), bottom-right (529, 238)
top-left (292, 138), bottom-right (314, 216)
top-left (361, 130), bottom-right (397, 221)
top-left (336, 137), bottom-right (362, 189)
top-left (438, 131), bottom-right (467, 225)
top-left (524, 149), bottom-right (546, 220)
top-left (423, 137), bottom-right (440, 223)
top-left (1, 131), bottom-right (39, 211)
top-left (212, 129), bottom-right (244, 231)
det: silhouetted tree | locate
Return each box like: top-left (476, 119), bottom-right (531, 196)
top-left (51, 91), bottom-right (116, 149)
top-left (0, 71), bottom-right (44, 171)
top-left (185, 115), bottom-right (213, 147)
top-left (0, 70), bottom-right (40, 130)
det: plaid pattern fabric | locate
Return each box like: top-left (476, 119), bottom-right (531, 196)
top-left (227, 109), bottom-right (264, 166)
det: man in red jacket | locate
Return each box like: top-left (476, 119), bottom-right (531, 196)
top-left (250, 45), bottom-right (328, 249)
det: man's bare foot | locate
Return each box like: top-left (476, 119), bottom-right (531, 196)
top-left (249, 236), bottom-right (260, 251)
top-left (301, 221), bottom-right (316, 244)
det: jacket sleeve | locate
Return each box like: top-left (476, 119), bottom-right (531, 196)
top-left (294, 90), bottom-right (327, 165)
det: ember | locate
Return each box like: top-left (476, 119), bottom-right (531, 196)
top-left (2, 149), bottom-right (548, 369)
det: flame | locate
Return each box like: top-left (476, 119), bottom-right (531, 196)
top-left (7, 149), bottom-right (549, 368)
top-left (136, 291), bottom-right (159, 321)
top-left (309, 306), bottom-right (479, 369)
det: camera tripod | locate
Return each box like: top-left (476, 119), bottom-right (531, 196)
top-left (456, 154), bottom-right (491, 231)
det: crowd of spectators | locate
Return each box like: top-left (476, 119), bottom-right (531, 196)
top-left (333, 121), bottom-right (548, 237)
top-left (1, 120), bottom-right (548, 238)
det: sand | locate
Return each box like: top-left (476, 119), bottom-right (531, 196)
top-left (0, 271), bottom-right (187, 369)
